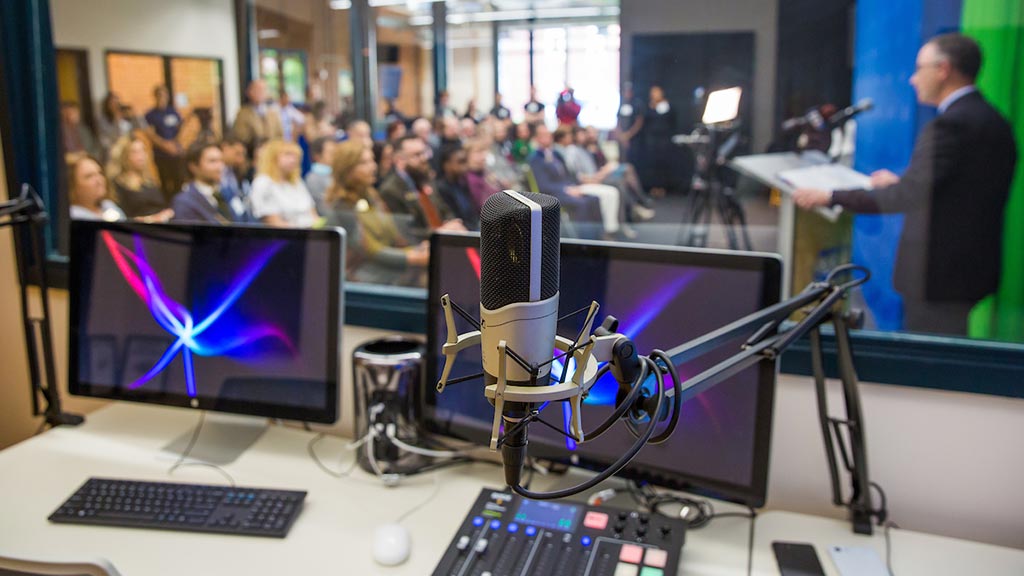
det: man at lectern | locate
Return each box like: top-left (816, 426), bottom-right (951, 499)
top-left (793, 33), bottom-right (1017, 336)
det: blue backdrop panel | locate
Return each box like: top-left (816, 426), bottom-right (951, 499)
top-left (851, 0), bottom-right (962, 330)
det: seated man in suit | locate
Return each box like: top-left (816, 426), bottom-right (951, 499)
top-left (379, 135), bottom-right (465, 241)
top-left (528, 124), bottom-right (623, 238)
top-left (172, 142), bottom-right (248, 224)
top-left (219, 137), bottom-right (254, 223)
top-left (434, 144), bottom-right (480, 230)
top-left (794, 33), bottom-right (1017, 335)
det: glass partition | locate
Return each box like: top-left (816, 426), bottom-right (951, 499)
top-left (4, 0), bottom-right (1022, 387)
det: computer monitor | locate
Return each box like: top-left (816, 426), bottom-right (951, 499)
top-left (423, 233), bottom-right (781, 507)
top-left (69, 222), bottom-right (344, 434)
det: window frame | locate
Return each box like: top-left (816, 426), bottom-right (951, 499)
top-left (1, 0), bottom-right (1021, 400)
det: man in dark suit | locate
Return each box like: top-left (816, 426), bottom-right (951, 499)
top-left (171, 142), bottom-right (247, 225)
top-left (794, 33), bottom-right (1017, 335)
top-left (527, 124), bottom-right (609, 237)
top-left (378, 135), bottom-right (463, 241)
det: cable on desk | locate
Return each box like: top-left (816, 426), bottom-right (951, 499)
top-left (744, 507), bottom-right (757, 576)
top-left (870, 481), bottom-right (898, 575)
top-left (307, 432), bottom-right (361, 478)
top-left (626, 481), bottom-right (757, 575)
top-left (395, 475), bottom-right (442, 524)
top-left (884, 520), bottom-right (899, 576)
top-left (167, 411), bottom-right (237, 487)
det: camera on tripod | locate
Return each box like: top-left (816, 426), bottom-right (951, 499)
top-left (672, 87), bottom-right (752, 251)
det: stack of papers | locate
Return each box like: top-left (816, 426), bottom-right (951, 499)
top-left (777, 163), bottom-right (872, 192)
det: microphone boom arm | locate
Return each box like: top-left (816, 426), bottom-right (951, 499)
top-left (435, 262), bottom-right (885, 534)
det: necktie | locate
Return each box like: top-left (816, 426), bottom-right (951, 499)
top-left (212, 189), bottom-right (234, 222)
top-left (418, 185), bottom-right (443, 229)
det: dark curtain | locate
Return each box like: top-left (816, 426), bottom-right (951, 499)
top-left (0, 0), bottom-right (64, 255)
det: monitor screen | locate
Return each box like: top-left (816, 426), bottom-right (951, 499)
top-left (69, 222), bottom-right (344, 424)
top-left (423, 233), bottom-right (781, 507)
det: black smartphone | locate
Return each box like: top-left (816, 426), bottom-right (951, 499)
top-left (772, 541), bottom-right (826, 576)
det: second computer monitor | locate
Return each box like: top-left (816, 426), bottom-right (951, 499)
top-left (424, 233), bottom-right (781, 507)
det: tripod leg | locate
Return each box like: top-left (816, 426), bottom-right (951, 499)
top-left (717, 190), bottom-right (739, 250)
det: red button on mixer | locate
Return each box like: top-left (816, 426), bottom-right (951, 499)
top-left (583, 511), bottom-right (609, 530)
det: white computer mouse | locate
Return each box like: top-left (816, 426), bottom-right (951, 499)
top-left (372, 523), bottom-right (412, 566)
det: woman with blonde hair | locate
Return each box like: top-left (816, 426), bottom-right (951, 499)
top-left (324, 140), bottom-right (429, 285)
top-left (250, 139), bottom-right (318, 227)
top-left (68, 156), bottom-right (125, 221)
top-left (109, 136), bottom-right (173, 222)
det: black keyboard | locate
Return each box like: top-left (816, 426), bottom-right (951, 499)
top-left (49, 478), bottom-right (306, 538)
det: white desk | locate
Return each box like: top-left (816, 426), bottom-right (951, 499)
top-left (1, 404), bottom-right (1021, 575)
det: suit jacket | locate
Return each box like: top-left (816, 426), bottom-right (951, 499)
top-left (527, 149), bottom-right (601, 222)
top-left (378, 169), bottom-right (455, 240)
top-left (230, 104), bottom-right (283, 158)
top-left (832, 91), bottom-right (1017, 301)
top-left (170, 183), bottom-right (241, 225)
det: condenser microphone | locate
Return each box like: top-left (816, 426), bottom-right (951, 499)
top-left (479, 190), bottom-right (561, 488)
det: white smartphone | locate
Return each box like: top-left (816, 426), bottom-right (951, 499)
top-left (828, 545), bottom-right (890, 576)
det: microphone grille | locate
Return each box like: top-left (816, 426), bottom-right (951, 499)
top-left (480, 191), bottom-right (561, 309)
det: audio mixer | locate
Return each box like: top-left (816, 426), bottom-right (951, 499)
top-left (433, 488), bottom-right (687, 576)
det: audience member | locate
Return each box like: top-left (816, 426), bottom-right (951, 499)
top-left (250, 140), bottom-right (318, 228)
top-left (459, 117), bottom-right (478, 140)
top-left (109, 136), bottom-right (173, 222)
top-left (511, 122), bottom-right (534, 164)
top-left (386, 120), bottom-right (407, 144)
top-left (231, 80), bottom-right (283, 161)
top-left (304, 136), bottom-right (336, 215)
top-left (346, 120), bottom-right (373, 148)
top-left (436, 90), bottom-right (458, 119)
top-left (144, 85), bottom-right (185, 201)
top-left (583, 126), bottom-right (609, 167)
top-left (279, 92), bottom-right (306, 143)
top-left (490, 92), bottom-right (512, 121)
top-left (305, 100), bottom-right (337, 141)
top-left (485, 122), bottom-right (525, 190)
top-left (372, 141), bottom-right (394, 187)
top-left (639, 85), bottom-right (680, 197)
top-left (615, 82), bottom-right (644, 164)
top-left (435, 145), bottom-right (479, 230)
top-left (383, 98), bottom-right (410, 127)
top-left (219, 137), bottom-right (252, 220)
top-left (96, 93), bottom-right (137, 159)
top-left (529, 124), bottom-right (622, 237)
top-left (379, 135), bottom-right (463, 241)
top-left (581, 126), bottom-right (653, 214)
top-left (465, 139), bottom-right (501, 210)
top-left (463, 99), bottom-right (483, 123)
top-left (556, 126), bottom-right (653, 225)
top-left (555, 87), bottom-right (582, 126)
top-left (411, 117), bottom-right (439, 150)
top-left (68, 156), bottom-right (125, 221)
top-left (172, 142), bottom-right (246, 224)
top-left (323, 141), bottom-right (429, 285)
top-left (179, 107), bottom-right (218, 150)
top-left (524, 86), bottom-right (546, 124)
top-left (61, 101), bottom-right (101, 165)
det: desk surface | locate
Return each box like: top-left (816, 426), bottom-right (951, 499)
top-left (1, 404), bottom-right (1021, 575)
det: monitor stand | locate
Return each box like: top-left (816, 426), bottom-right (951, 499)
top-left (161, 412), bottom-right (269, 466)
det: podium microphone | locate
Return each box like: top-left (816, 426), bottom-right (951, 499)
top-left (478, 190), bottom-right (562, 488)
top-left (828, 98), bottom-right (874, 128)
